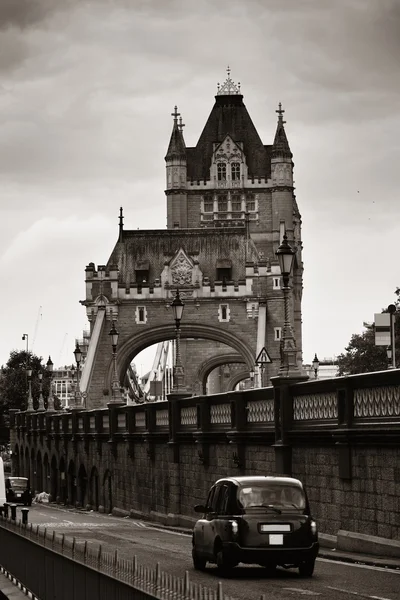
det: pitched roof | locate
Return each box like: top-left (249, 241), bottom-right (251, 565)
top-left (187, 94), bottom-right (271, 181)
top-left (272, 109), bottom-right (292, 159)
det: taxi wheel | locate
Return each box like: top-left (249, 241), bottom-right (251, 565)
top-left (216, 549), bottom-right (236, 573)
top-left (299, 559), bottom-right (315, 577)
top-left (192, 547), bottom-right (206, 571)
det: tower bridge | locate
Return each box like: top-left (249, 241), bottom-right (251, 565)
top-left (8, 72), bottom-right (400, 547)
top-left (77, 70), bottom-right (303, 408)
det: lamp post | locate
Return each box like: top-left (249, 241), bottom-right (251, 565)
top-left (275, 234), bottom-right (301, 377)
top-left (37, 372), bottom-right (45, 411)
top-left (73, 342), bottom-right (82, 408)
top-left (46, 356), bottom-right (55, 411)
top-left (312, 353), bottom-right (320, 379)
top-left (249, 368), bottom-right (255, 389)
top-left (26, 367), bottom-right (34, 412)
top-left (387, 304), bottom-right (396, 369)
top-left (386, 346), bottom-right (393, 369)
top-left (109, 322), bottom-right (122, 403)
top-left (171, 289), bottom-right (185, 391)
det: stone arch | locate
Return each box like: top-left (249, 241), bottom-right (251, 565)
top-left (30, 448), bottom-right (35, 494)
top-left (36, 450), bottom-right (43, 493)
top-left (50, 455), bottom-right (58, 501)
top-left (43, 453), bottom-right (49, 494)
top-left (77, 464), bottom-right (88, 508)
top-left (59, 456), bottom-right (67, 504)
top-left (67, 459), bottom-right (76, 506)
top-left (89, 466), bottom-right (99, 511)
top-left (13, 444), bottom-right (20, 476)
top-left (103, 323), bottom-right (255, 391)
top-left (227, 369), bottom-right (253, 391)
top-left (102, 469), bottom-right (112, 514)
top-left (196, 353), bottom-right (245, 395)
top-left (19, 445), bottom-right (24, 476)
top-left (24, 447), bottom-right (29, 481)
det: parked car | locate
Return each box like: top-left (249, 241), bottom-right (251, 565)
top-left (192, 475), bottom-right (319, 576)
top-left (5, 477), bottom-right (33, 506)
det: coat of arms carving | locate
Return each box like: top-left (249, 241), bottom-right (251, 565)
top-left (170, 249), bottom-right (193, 286)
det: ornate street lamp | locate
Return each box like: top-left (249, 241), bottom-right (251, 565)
top-left (109, 322), bottom-right (122, 403)
top-left (37, 372), bottom-right (45, 411)
top-left (73, 342), bottom-right (82, 407)
top-left (171, 289), bottom-right (185, 391)
top-left (46, 356), bottom-right (55, 412)
top-left (386, 345), bottom-right (393, 369)
top-left (26, 367), bottom-right (34, 412)
top-left (249, 368), bottom-right (255, 389)
top-left (275, 233), bottom-right (301, 376)
top-left (312, 353), bottom-right (320, 379)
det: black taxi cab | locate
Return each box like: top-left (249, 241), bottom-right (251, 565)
top-left (5, 477), bottom-right (33, 506)
top-left (192, 476), bottom-right (319, 576)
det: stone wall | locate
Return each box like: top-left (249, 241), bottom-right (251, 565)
top-left (10, 368), bottom-right (400, 540)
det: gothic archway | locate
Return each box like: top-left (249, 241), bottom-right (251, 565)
top-left (50, 455), bottom-right (58, 500)
top-left (13, 444), bottom-right (20, 476)
top-left (102, 470), bottom-right (112, 514)
top-left (30, 448), bottom-right (35, 494)
top-left (196, 353), bottom-right (245, 395)
top-left (24, 447), bottom-right (29, 481)
top-left (67, 460), bottom-right (76, 506)
top-left (78, 464), bottom-right (88, 508)
top-left (104, 323), bottom-right (255, 392)
top-left (227, 369), bottom-right (253, 391)
top-left (43, 454), bottom-right (49, 493)
top-left (36, 451), bottom-right (43, 493)
top-left (89, 466), bottom-right (99, 510)
top-left (59, 457), bottom-right (67, 504)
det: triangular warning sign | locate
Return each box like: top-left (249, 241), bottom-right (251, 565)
top-left (256, 347), bottom-right (272, 365)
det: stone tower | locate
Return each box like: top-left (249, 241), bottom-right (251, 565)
top-left (79, 71), bottom-right (304, 407)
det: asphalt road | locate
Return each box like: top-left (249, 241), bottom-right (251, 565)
top-left (13, 504), bottom-right (400, 600)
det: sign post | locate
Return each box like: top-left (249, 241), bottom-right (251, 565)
top-left (255, 347), bottom-right (272, 388)
top-left (0, 457), bottom-right (6, 506)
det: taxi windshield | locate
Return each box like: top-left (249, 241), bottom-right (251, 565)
top-left (238, 483), bottom-right (306, 510)
top-left (8, 478), bottom-right (28, 491)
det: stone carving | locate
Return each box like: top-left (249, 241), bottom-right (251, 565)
top-left (210, 403), bottom-right (231, 424)
top-left (180, 406), bottom-right (197, 426)
top-left (170, 249), bottom-right (193, 286)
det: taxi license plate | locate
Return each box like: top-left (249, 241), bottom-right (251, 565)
top-left (269, 534), bottom-right (283, 545)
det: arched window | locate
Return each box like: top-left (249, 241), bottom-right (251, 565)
top-left (217, 162), bottom-right (227, 181)
top-left (231, 162), bottom-right (240, 181)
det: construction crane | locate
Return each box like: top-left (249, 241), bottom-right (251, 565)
top-left (31, 306), bottom-right (42, 352)
top-left (57, 333), bottom-right (69, 366)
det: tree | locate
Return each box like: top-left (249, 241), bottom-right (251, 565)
top-left (336, 289), bottom-right (400, 376)
top-left (0, 350), bottom-right (53, 415)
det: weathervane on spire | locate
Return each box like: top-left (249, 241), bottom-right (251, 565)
top-left (217, 66), bottom-right (241, 96)
top-left (276, 102), bottom-right (286, 124)
top-left (178, 116), bottom-right (185, 132)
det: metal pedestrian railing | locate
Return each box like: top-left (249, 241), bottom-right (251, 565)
top-left (0, 516), bottom-right (268, 600)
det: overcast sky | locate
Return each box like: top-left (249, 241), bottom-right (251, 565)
top-left (0, 0), bottom-right (399, 375)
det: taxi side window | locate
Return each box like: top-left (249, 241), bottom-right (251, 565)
top-left (216, 484), bottom-right (230, 515)
top-left (205, 486), bottom-right (216, 511)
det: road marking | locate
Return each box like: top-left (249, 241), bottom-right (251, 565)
top-left (327, 586), bottom-right (394, 599)
top-left (318, 557), bottom-right (400, 574)
top-left (283, 588), bottom-right (320, 596)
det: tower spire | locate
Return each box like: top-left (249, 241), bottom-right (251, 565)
top-left (272, 102), bottom-right (292, 158)
top-left (165, 105), bottom-right (186, 161)
top-left (118, 206), bottom-right (124, 241)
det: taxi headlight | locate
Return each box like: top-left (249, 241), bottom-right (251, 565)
top-left (310, 520), bottom-right (317, 536)
top-left (230, 520), bottom-right (239, 537)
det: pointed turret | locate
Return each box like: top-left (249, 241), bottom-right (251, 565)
top-left (272, 103), bottom-right (292, 159)
top-left (165, 106), bottom-right (188, 229)
top-left (165, 106), bottom-right (186, 161)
